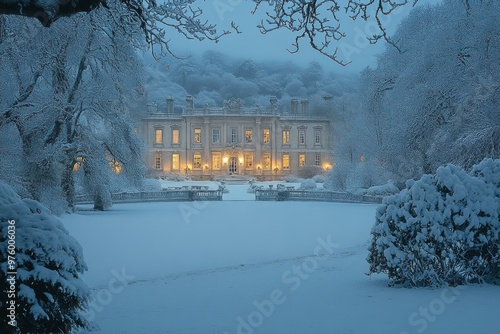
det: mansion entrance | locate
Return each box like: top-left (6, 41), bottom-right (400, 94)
top-left (229, 156), bottom-right (238, 174)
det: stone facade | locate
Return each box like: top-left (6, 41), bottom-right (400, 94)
top-left (140, 96), bottom-right (332, 180)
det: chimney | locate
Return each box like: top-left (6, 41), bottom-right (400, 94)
top-left (270, 96), bottom-right (278, 114)
top-left (291, 98), bottom-right (299, 114)
top-left (185, 95), bottom-right (194, 114)
top-left (166, 97), bottom-right (174, 114)
top-left (301, 99), bottom-right (309, 114)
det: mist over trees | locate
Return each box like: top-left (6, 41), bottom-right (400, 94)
top-left (328, 0), bottom-right (499, 190)
top-left (143, 50), bottom-right (358, 112)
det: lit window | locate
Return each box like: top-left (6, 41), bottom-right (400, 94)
top-left (263, 129), bottom-right (270, 144)
top-left (172, 153), bottom-right (179, 170)
top-left (212, 128), bottom-right (220, 144)
top-left (212, 152), bottom-right (222, 170)
top-left (282, 130), bottom-right (290, 144)
top-left (154, 152), bottom-right (162, 170)
top-left (315, 153), bottom-right (321, 167)
top-left (245, 153), bottom-right (253, 169)
top-left (194, 128), bottom-right (201, 143)
top-left (283, 154), bottom-right (290, 170)
top-left (262, 153), bottom-right (271, 170)
top-left (299, 154), bottom-right (306, 167)
top-left (314, 130), bottom-right (321, 145)
top-left (231, 128), bottom-right (238, 144)
top-left (298, 129), bottom-right (306, 145)
top-left (172, 129), bottom-right (179, 145)
top-left (193, 153), bottom-right (201, 169)
top-left (155, 129), bottom-right (163, 144)
top-left (245, 129), bottom-right (253, 143)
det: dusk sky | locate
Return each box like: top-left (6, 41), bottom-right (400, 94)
top-left (164, 0), bottom-right (442, 73)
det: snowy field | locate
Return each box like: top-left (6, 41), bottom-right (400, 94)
top-left (62, 188), bottom-right (500, 334)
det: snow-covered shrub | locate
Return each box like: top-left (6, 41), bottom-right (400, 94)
top-left (0, 182), bottom-right (90, 332)
top-left (297, 165), bottom-right (323, 179)
top-left (323, 162), bottom-right (352, 191)
top-left (300, 179), bottom-right (317, 190)
top-left (368, 160), bottom-right (500, 287)
top-left (312, 174), bottom-right (327, 183)
top-left (283, 175), bottom-right (302, 183)
top-left (142, 178), bottom-right (162, 192)
top-left (355, 182), bottom-right (400, 197)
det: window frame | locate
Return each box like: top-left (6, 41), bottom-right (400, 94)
top-left (212, 152), bottom-right (222, 170)
top-left (172, 153), bottom-right (180, 170)
top-left (282, 153), bottom-right (290, 170)
top-left (314, 129), bottom-right (321, 145)
top-left (172, 128), bottom-right (179, 145)
top-left (245, 153), bottom-right (253, 170)
top-left (262, 152), bottom-right (271, 170)
top-left (299, 153), bottom-right (306, 167)
top-left (315, 153), bottom-right (321, 167)
top-left (263, 129), bottom-right (270, 144)
top-left (194, 128), bottom-right (202, 144)
top-left (154, 128), bottom-right (163, 145)
top-left (212, 128), bottom-right (221, 144)
top-left (282, 130), bottom-right (290, 145)
top-left (193, 153), bottom-right (202, 169)
top-left (245, 129), bottom-right (253, 144)
top-left (154, 152), bottom-right (162, 170)
top-left (231, 128), bottom-right (238, 144)
top-left (298, 129), bottom-right (306, 145)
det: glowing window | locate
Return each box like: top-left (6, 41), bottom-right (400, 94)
top-left (155, 129), bottom-right (163, 144)
top-left (172, 153), bottom-right (179, 170)
top-left (172, 129), bottom-right (179, 144)
top-left (299, 154), bottom-right (306, 167)
top-left (212, 152), bottom-right (222, 170)
top-left (193, 154), bottom-right (201, 169)
top-left (263, 129), bottom-right (270, 144)
top-left (282, 130), bottom-right (290, 144)
top-left (194, 128), bottom-right (201, 143)
top-left (283, 154), bottom-right (290, 170)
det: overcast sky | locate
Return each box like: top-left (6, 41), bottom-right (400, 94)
top-left (159, 0), bottom-right (442, 74)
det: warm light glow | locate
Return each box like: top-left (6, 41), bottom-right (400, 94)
top-left (239, 157), bottom-right (244, 164)
top-left (323, 162), bottom-right (332, 171)
top-left (72, 157), bottom-right (84, 171)
top-left (257, 165), bottom-right (261, 170)
top-left (222, 156), bottom-right (228, 164)
top-left (109, 159), bottom-right (122, 174)
top-left (204, 164), bottom-right (209, 170)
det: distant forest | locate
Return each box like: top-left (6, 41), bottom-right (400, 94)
top-left (142, 50), bottom-right (359, 113)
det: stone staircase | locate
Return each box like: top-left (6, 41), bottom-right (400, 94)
top-left (219, 175), bottom-right (254, 185)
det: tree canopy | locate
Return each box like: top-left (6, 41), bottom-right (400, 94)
top-left (0, 0), bottom-right (421, 64)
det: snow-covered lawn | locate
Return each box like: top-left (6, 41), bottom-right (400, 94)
top-left (62, 197), bottom-right (500, 334)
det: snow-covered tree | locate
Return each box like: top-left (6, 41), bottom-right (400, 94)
top-left (0, 12), bottom-right (145, 212)
top-left (0, 182), bottom-right (90, 333)
top-left (360, 0), bottom-right (500, 181)
top-left (367, 159), bottom-right (500, 287)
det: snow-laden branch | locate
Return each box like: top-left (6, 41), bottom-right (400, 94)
top-left (0, 0), bottom-right (420, 64)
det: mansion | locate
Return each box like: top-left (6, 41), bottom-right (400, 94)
top-left (139, 96), bottom-right (332, 180)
